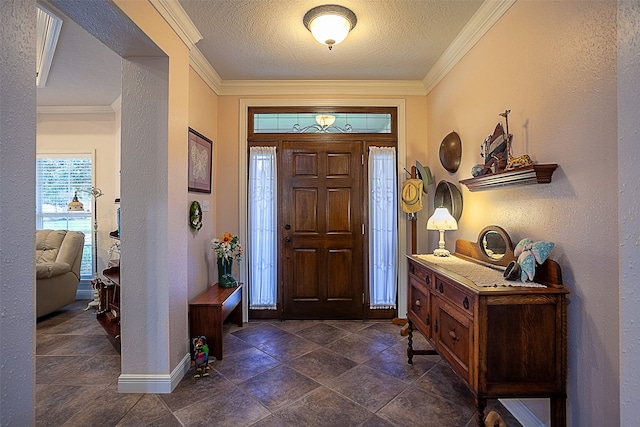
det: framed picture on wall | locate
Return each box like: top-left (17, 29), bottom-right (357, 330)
top-left (188, 127), bottom-right (212, 193)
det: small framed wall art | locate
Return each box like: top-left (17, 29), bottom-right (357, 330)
top-left (188, 127), bottom-right (212, 193)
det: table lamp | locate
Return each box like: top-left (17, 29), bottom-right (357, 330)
top-left (426, 207), bottom-right (458, 257)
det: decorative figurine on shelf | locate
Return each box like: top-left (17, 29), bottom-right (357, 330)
top-left (192, 336), bottom-right (210, 378)
top-left (480, 121), bottom-right (510, 175)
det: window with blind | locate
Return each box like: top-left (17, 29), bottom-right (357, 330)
top-left (36, 154), bottom-right (93, 280)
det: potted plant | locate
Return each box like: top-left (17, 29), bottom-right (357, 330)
top-left (210, 232), bottom-right (243, 288)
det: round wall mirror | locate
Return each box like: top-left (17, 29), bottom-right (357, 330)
top-left (478, 226), bottom-right (513, 262)
top-left (482, 231), bottom-right (506, 260)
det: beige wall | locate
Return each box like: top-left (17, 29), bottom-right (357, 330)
top-left (426, 1), bottom-right (618, 425)
top-left (187, 68), bottom-right (219, 298)
top-left (36, 112), bottom-right (120, 276)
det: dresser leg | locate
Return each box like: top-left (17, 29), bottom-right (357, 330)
top-left (407, 319), bottom-right (414, 365)
top-left (475, 398), bottom-right (486, 427)
top-left (550, 397), bottom-right (567, 427)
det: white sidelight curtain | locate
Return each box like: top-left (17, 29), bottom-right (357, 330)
top-left (368, 147), bottom-right (398, 309)
top-left (249, 146), bottom-right (278, 309)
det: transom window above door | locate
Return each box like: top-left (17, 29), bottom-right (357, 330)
top-left (251, 108), bottom-right (394, 134)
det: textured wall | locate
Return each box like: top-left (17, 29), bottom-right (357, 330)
top-left (426, 1), bottom-right (618, 425)
top-left (618, 1), bottom-right (640, 424)
top-left (0, 0), bottom-right (36, 424)
top-left (115, 0), bottom-right (191, 379)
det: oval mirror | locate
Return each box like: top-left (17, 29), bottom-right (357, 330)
top-left (481, 231), bottom-right (507, 260)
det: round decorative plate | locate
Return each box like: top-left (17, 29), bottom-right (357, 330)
top-left (434, 180), bottom-right (463, 222)
top-left (439, 131), bottom-right (462, 173)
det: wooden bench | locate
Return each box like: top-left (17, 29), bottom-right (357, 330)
top-left (188, 283), bottom-right (243, 360)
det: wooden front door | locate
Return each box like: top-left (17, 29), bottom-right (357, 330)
top-left (280, 140), bottom-right (363, 319)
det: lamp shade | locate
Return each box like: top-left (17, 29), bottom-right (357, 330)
top-left (67, 192), bottom-right (84, 211)
top-left (303, 5), bottom-right (357, 50)
top-left (426, 207), bottom-right (458, 231)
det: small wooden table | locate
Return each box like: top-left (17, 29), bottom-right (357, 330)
top-left (188, 283), bottom-right (243, 360)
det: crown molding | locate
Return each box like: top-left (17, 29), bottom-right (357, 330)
top-left (217, 79), bottom-right (427, 97)
top-left (36, 105), bottom-right (117, 114)
top-left (148, 0), bottom-right (202, 47)
top-left (111, 95), bottom-right (122, 113)
top-left (189, 48), bottom-right (223, 95)
top-left (423, 0), bottom-right (517, 94)
top-left (160, 0), bottom-right (513, 97)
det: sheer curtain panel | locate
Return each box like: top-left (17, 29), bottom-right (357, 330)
top-left (368, 147), bottom-right (398, 309)
top-left (248, 147), bottom-right (277, 309)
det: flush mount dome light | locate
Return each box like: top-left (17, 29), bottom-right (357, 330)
top-left (303, 4), bottom-right (357, 50)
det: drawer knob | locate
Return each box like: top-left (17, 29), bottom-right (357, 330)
top-left (449, 329), bottom-right (459, 342)
top-left (463, 297), bottom-right (469, 310)
top-left (438, 283), bottom-right (444, 293)
top-left (426, 276), bottom-right (430, 285)
top-left (415, 299), bottom-right (422, 307)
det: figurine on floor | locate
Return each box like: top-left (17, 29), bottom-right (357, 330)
top-left (192, 336), bottom-right (210, 378)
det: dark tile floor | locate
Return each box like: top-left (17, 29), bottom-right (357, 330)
top-left (35, 301), bottom-right (523, 427)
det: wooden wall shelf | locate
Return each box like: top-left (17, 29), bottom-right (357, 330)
top-left (460, 163), bottom-right (557, 191)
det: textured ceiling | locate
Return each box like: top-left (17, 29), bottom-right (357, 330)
top-left (180, 0), bottom-right (483, 81)
top-left (36, 0), bottom-right (485, 107)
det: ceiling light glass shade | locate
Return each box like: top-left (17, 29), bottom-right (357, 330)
top-left (304, 5), bottom-right (357, 50)
top-left (315, 114), bottom-right (336, 127)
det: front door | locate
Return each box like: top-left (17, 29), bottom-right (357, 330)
top-left (280, 140), bottom-right (363, 319)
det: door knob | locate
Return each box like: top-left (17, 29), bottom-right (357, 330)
top-left (285, 224), bottom-right (291, 230)
top-left (284, 236), bottom-right (291, 242)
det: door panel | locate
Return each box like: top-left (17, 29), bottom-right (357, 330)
top-left (281, 140), bottom-right (363, 319)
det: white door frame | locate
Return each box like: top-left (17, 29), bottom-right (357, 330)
top-left (238, 99), bottom-right (408, 321)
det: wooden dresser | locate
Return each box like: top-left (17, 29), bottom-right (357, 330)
top-left (406, 226), bottom-right (569, 427)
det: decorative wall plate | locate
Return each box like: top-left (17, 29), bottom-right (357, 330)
top-left (434, 180), bottom-right (463, 222)
top-left (439, 131), bottom-right (462, 173)
top-left (190, 201), bottom-right (203, 231)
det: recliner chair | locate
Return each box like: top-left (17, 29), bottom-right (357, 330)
top-left (35, 229), bottom-right (85, 317)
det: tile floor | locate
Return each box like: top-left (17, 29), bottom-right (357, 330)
top-left (35, 301), bottom-right (523, 427)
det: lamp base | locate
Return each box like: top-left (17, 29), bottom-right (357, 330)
top-left (432, 248), bottom-right (451, 257)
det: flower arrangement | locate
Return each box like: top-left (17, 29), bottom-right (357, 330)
top-left (211, 232), bottom-right (243, 263)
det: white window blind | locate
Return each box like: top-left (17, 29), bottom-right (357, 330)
top-left (36, 154), bottom-right (93, 279)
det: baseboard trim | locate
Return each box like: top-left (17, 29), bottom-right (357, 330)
top-left (117, 353), bottom-right (191, 393)
top-left (500, 399), bottom-right (548, 427)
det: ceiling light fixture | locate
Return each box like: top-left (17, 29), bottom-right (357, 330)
top-left (303, 4), bottom-right (357, 50)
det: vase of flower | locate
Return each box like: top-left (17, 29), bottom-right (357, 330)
top-left (216, 257), bottom-right (236, 288)
top-left (211, 232), bottom-right (243, 288)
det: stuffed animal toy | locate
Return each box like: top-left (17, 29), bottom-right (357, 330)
top-left (513, 238), bottom-right (555, 282)
top-left (192, 336), bottom-right (210, 378)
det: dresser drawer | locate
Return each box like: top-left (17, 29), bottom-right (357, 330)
top-left (434, 276), bottom-right (475, 317)
top-left (409, 261), bottom-right (432, 288)
top-left (408, 276), bottom-right (431, 336)
top-left (433, 298), bottom-right (473, 382)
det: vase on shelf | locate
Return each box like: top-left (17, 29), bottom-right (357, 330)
top-left (217, 257), bottom-right (237, 288)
